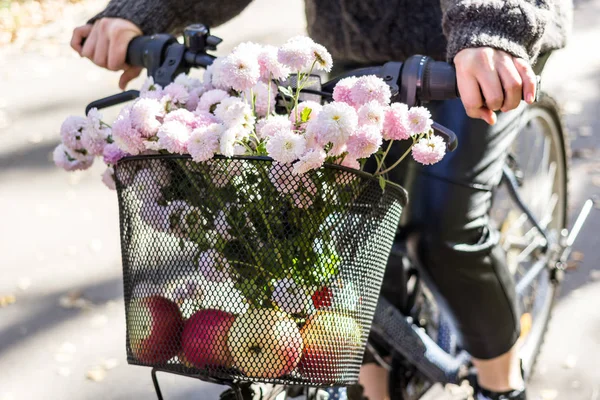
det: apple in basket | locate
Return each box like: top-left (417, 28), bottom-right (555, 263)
top-left (298, 311), bottom-right (362, 380)
top-left (127, 295), bottom-right (184, 364)
top-left (228, 308), bottom-right (303, 378)
top-left (181, 309), bottom-right (236, 369)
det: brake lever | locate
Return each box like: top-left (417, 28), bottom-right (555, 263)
top-left (432, 122), bottom-right (458, 152)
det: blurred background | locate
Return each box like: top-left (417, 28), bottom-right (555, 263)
top-left (0, 0), bottom-right (598, 399)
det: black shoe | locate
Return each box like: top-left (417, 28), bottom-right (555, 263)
top-left (477, 388), bottom-right (527, 400)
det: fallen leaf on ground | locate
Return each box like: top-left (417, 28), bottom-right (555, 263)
top-left (565, 260), bottom-right (579, 271)
top-left (0, 294), bottom-right (16, 307)
top-left (562, 354), bottom-right (577, 369)
top-left (571, 251), bottom-right (584, 262)
top-left (593, 176), bottom-right (600, 187)
top-left (59, 290), bottom-right (91, 309)
top-left (57, 367), bottom-right (71, 377)
top-left (102, 358), bottom-right (120, 370)
top-left (86, 367), bottom-right (106, 382)
top-left (540, 389), bottom-right (558, 400)
top-left (590, 270), bottom-right (600, 281)
top-left (572, 148), bottom-right (596, 159)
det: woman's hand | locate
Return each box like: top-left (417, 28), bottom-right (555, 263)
top-left (454, 47), bottom-right (537, 125)
top-left (71, 18), bottom-right (144, 90)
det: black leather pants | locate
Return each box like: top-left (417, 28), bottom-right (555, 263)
top-left (379, 99), bottom-right (526, 360)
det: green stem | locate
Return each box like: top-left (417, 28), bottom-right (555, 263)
top-left (375, 140), bottom-right (394, 174)
top-left (375, 137), bottom-right (416, 176)
top-left (230, 260), bottom-right (277, 279)
top-left (267, 74), bottom-right (272, 117)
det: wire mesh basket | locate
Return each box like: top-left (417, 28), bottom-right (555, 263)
top-left (114, 154), bottom-right (407, 386)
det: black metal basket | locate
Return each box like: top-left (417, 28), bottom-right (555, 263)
top-left (114, 154), bottom-right (407, 386)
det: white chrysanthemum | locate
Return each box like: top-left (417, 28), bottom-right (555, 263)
top-left (407, 106), bottom-right (433, 136)
top-left (174, 73), bottom-right (203, 90)
top-left (60, 115), bottom-right (87, 150)
top-left (266, 129), bottom-right (306, 164)
top-left (258, 45), bottom-right (291, 81)
top-left (290, 100), bottom-right (322, 127)
top-left (278, 36), bottom-right (316, 72)
top-left (245, 81), bottom-right (277, 117)
top-left (188, 123), bottom-right (224, 162)
top-left (101, 167), bottom-right (116, 190)
top-left (349, 75), bottom-right (392, 107)
top-left (293, 148), bottom-right (327, 174)
top-left (315, 101), bottom-right (359, 148)
top-left (219, 127), bottom-right (238, 157)
top-left (272, 278), bottom-right (311, 314)
top-left (232, 41), bottom-right (263, 58)
top-left (140, 76), bottom-right (163, 99)
top-left (156, 120), bottom-right (191, 154)
top-left (202, 280), bottom-right (249, 314)
top-left (214, 97), bottom-right (252, 127)
top-left (185, 86), bottom-right (206, 112)
top-left (358, 101), bottom-right (385, 130)
top-left (53, 144), bottom-right (94, 171)
top-left (204, 57), bottom-right (227, 90)
top-left (255, 114), bottom-right (293, 139)
top-left (311, 43), bottom-right (333, 72)
top-left (130, 98), bottom-right (164, 138)
top-left (219, 51), bottom-right (261, 92)
top-left (197, 89), bottom-right (230, 114)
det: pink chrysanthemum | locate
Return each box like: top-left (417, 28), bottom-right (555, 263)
top-left (102, 143), bottom-right (128, 165)
top-left (198, 249), bottom-right (232, 282)
top-left (411, 134), bottom-right (446, 165)
top-left (290, 100), bottom-right (322, 127)
top-left (157, 121), bottom-right (191, 154)
top-left (111, 110), bottom-right (146, 155)
top-left (129, 98), bottom-right (164, 138)
top-left (163, 83), bottom-right (190, 107)
top-left (197, 89), bottom-right (230, 114)
top-left (102, 167), bottom-right (116, 190)
top-left (188, 123), bottom-right (224, 162)
top-left (339, 157), bottom-right (360, 170)
top-left (272, 278), bottom-right (311, 314)
top-left (219, 51), bottom-right (261, 92)
top-left (60, 115), bottom-right (86, 150)
top-left (269, 163), bottom-right (301, 194)
top-left (256, 115), bottom-right (293, 139)
top-left (192, 111), bottom-right (218, 129)
top-left (293, 148), bottom-right (327, 174)
top-left (278, 36), bottom-right (315, 72)
top-left (140, 77), bottom-right (163, 100)
top-left (164, 108), bottom-right (196, 127)
top-left (218, 127), bottom-right (239, 157)
top-left (245, 81), bottom-right (277, 117)
top-left (350, 75), bottom-right (392, 107)
top-left (266, 129), bottom-right (306, 164)
top-left (329, 142), bottom-right (348, 157)
top-left (383, 103), bottom-right (410, 141)
top-left (347, 125), bottom-right (383, 159)
top-left (358, 101), bottom-right (385, 130)
top-left (332, 77), bottom-right (358, 106)
top-left (214, 97), bottom-right (255, 133)
top-left (185, 87), bottom-right (206, 111)
top-left (314, 101), bottom-right (358, 149)
top-left (407, 106), bottom-right (433, 136)
top-left (258, 45), bottom-right (291, 81)
top-left (174, 73), bottom-right (203, 90)
top-left (53, 144), bottom-right (94, 171)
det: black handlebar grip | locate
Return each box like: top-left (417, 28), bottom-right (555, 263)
top-left (421, 61), bottom-right (458, 102)
top-left (126, 36), bottom-right (152, 67)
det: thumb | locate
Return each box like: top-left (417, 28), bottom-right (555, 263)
top-left (119, 66), bottom-right (143, 90)
top-left (473, 107), bottom-right (497, 125)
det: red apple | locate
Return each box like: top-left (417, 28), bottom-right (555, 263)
top-left (181, 309), bottom-right (235, 369)
top-left (312, 286), bottom-right (333, 309)
top-left (127, 295), bottom-right (184, 364)
top-left (227, 308), bottom-right (303, 378)
top-left (298, 311), bottom-right (362, 381)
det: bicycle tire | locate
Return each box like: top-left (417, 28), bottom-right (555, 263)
top-left (494, 92), bottom-right (570, 380)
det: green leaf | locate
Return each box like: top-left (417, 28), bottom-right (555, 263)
top-left (300, 107), bottom-right (312, 123)
top-left (378, 175), bottom-right (387, 191)
top-left (278, 86), bottom-right (294, 98)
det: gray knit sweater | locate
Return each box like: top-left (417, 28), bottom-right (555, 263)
top-left (90, 0), bottom-right (572, 64)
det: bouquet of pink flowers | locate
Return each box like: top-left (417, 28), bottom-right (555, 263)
top-left (54, 35), bottom-right (447, 383)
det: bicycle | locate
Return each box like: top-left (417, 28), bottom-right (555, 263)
top-left (86, 24), bottom-right (594, 400)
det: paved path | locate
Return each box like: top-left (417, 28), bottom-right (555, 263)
top-left (0, 1), bottom-right (598, 399)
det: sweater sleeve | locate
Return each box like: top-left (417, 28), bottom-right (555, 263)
top-left (440, 0), bottom-right (552, 63)
top-left (88, 0), bottom-right (254, 35)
